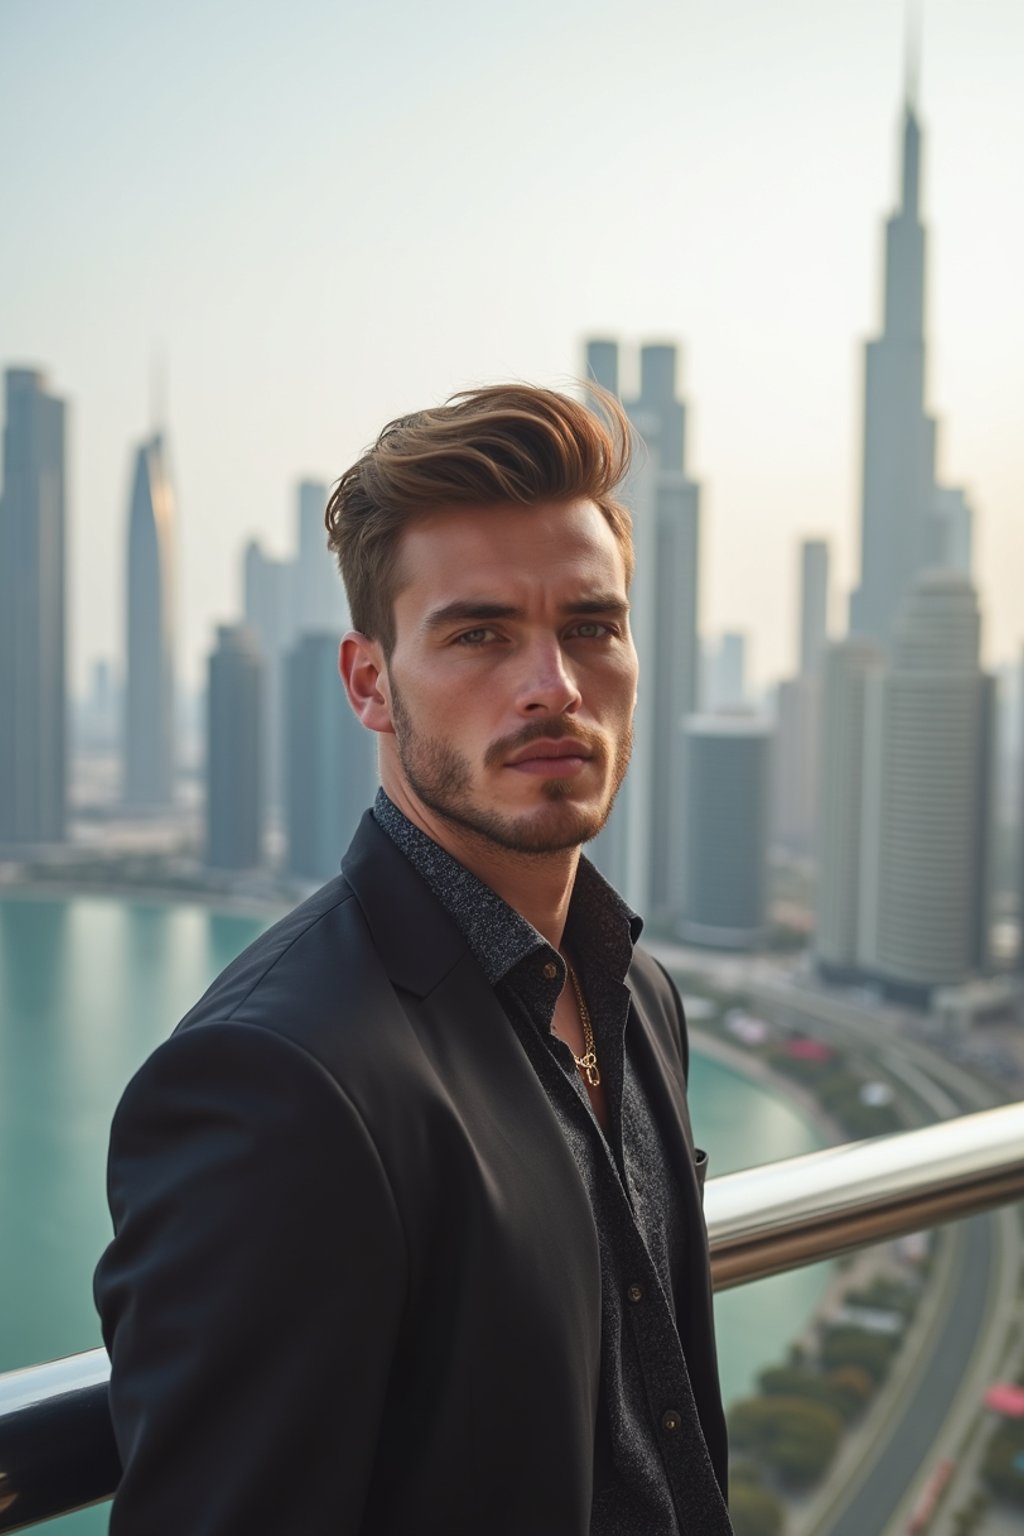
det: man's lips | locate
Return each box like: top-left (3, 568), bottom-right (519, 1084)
top-left (505, 739), bottom-right (594, 776)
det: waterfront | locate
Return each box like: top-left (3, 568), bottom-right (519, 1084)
top-left (0, 892), bottom-right (830, 1533)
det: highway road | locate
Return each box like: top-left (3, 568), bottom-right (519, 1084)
top-left (825, 1213), bottom-right (993, 1536)
top-left (748, 972), bottom-right (1008, 1536)
top-left (653, 945), bottom-right (1013, 1536)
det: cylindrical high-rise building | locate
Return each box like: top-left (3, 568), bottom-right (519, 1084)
top-left (124, 433), bottom-right (176, 808)
top-left (857, 572), bottom-right (992, 999)
top-left (205, 625), bottom-right (265, 871)
top-left (679, 715), bottom-right (772, 949)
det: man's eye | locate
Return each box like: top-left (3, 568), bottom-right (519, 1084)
top-left (454, 627), bottom-right (497, 645)
top-left (569, 622), bottom-right (612, 639)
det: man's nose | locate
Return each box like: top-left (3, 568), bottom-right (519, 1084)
top-left (515, 638), bottom-right (582, 715)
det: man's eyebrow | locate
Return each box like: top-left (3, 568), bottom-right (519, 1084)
top-left (423, 600), bottom-right (524, 632)
top-left (563, 595), bottom-right (631, 617)
top-left (423, 595), bottom-right (631, 632)
top-left (420, 592), bottom-right (629, 629)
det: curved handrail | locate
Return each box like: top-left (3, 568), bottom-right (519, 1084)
top-left (1, 1103), bottom-right (1023, 1531)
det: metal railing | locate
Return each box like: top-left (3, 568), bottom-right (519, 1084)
top-left (2, 1102), bottom-right (1023, 1532)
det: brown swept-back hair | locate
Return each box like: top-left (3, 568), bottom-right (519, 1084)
top-left (324, 383), bottom-right (634, 656)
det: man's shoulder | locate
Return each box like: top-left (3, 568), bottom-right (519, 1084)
top-left (627, 943), bottom-right (690, 1078)
top-left (175, 872), bottom-right (371, 1037)
top-left (172, 813), bottom-right (469, 1071)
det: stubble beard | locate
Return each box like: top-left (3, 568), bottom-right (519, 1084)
top-left (388, 681), bottom-right (633, 857)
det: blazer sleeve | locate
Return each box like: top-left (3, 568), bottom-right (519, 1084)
top-left (94, 1020), bottom-right (408, 1535)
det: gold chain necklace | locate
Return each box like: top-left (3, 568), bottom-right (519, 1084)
top-left (566, 963), bottom-right (601, 1088)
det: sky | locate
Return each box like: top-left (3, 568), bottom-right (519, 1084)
top-left (2, 0), bottom-right (1022, 696)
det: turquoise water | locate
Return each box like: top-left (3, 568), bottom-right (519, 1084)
top-left (0, 893), bottom-right (828, 1533)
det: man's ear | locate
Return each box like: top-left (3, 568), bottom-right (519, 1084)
top-left (339, 632), bottom-right (395, 736)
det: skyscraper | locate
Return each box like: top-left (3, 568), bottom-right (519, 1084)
top-left (775, 540), bottom-right (830, 855)
top-left (773, 676), bottom-right (819, 857)
top-left (680, 715), bottom-right (772, 950)
top-left (123, 433), bottom-right (176, 808)
top-left (927, 486), bottom-right (973, 576)
top-left (636, 346), bottom-right (702, 924)
top-left (0, 368), bottom-right (67, 845)
top-left (244, 538), bottom-right (290, 810)
top-left (285, 633), bottom-right (378, 882)
top-left (799, 539), bottom-right (829, 678)
top-left (857, 572), bottom-right (993, 999)
top-left (583, 340), bottom-right (655, 910)
top-left (291, 481), bottom-right (347, 640)
top-left (704, 633), bottom-right (747, 713)
top-left (583, 339), bottom-right (701, 923)
top-left (814, 637), bottom-right (884, 977)
top-left (205, 624), bottom-right (265, 871)
top-left (849, 77), bottom-right (973, 648)
top-left (239, 482), bottom-right (348, 822)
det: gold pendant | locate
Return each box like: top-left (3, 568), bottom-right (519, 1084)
top-left (579, 1053), bottom-right (601, 1088)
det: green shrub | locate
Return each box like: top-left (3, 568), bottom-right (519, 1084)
top-left (757, 1364), bottom-right (870, 1424)
top-left (728, 1480), bottom-right (786, 1536)
top-left (729, 1395), bottom-right (843, 1488)
top-left (819, 1325), bottom-right (899, 1384)
top-left (824, 1364), bottom-right (876, 1419)
top-left (981, 1420), bottom-right (1024, 1505)
top-left (844, 1276), bottom-right (918, 1317)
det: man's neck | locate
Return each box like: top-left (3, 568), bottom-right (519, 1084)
top-left (381, 778), bottom-right (579, 953)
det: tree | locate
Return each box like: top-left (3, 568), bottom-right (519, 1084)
top-left (820, 1325), bottom-right (899, 1384)
top-left (756, 1363), bottom-right (873, 1424)
top-left (824, 1364), bottom-right (875, 1419)
top-left (981, 1420), bottom-right (1024, 1505)
top-left (729, 1395), bottom-right (843, 1488)
top-left (728, 1480), bottom-right (785, 1536)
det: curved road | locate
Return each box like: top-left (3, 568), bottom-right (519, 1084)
top-left (655, 946), bottom-right (1011, 1536)
top-left (749, 974), bottom-right (1006, 1536)
top-left (826, 1213), bottom-right (992, 1536)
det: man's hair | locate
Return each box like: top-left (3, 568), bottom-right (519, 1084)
top-left (324, 383), bottom-right (634, 655)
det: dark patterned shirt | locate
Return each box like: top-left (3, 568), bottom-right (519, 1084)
top-left (373, 791), bottom-right (732, 1534)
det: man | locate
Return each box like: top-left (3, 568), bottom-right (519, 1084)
top-left (95, 385), bottom-right (733, 1535)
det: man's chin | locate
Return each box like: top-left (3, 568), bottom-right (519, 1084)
top-left (468, 795), bottom-right (610, 856)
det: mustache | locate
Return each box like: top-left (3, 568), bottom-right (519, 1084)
top-left (484, 720), bottom-right (606, 769)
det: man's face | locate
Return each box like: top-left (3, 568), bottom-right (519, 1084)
top-left (382, 497), bottom-right (637, 856)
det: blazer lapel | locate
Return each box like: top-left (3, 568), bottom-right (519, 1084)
top-left (341, 811), bottom-right (468, 997)
top-left (341, 810), bottom-right (603, 1343)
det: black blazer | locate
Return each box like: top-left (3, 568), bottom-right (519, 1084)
top-left (95, 812), bottom-right (727, 1535)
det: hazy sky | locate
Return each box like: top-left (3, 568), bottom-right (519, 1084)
top-left (3, 0), bottom-right (1022, 695)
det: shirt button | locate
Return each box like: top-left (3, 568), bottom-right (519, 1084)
top-left (661, 1409), bottom-right (682, 1433)
top-left (542, 961), bottom-right (558, 980)
top-left (627, 1283), bottom-right (644, 1304)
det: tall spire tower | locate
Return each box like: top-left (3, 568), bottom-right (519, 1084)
top-left (849, 28), bottom-right (938, 650)
top-left (123, 418), bottom-right (177, 808)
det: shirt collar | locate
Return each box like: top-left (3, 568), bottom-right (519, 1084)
top-left (372, 788), bottom-right (641, 987)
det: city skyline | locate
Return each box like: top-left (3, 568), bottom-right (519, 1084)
top-left (3, 0), bottom-right (1022, 696)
